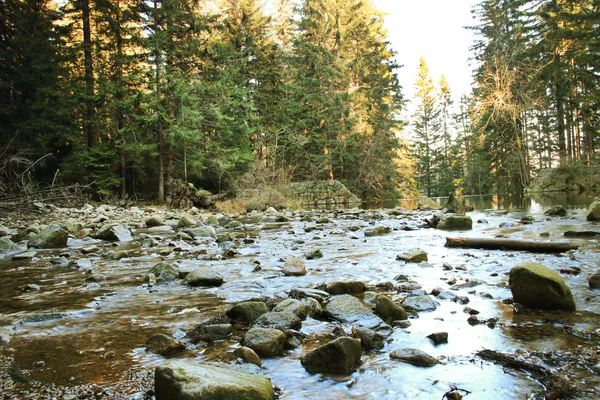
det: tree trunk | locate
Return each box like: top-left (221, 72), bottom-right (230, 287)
top-left (445, 237), bottom-right (578, 253)
top-left (81, 0), bottom-right (96, 148)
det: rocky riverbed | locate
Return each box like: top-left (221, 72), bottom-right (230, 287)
top-left (0, 201), bottom-right (599, 399)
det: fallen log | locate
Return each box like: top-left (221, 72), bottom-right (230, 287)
top-left (445, 237), bottom-right (579, 253)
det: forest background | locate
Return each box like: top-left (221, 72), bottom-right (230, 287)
top-left (1, 0), bottom-right (599, 204)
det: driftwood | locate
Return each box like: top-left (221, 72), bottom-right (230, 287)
top-left (445, 237), bottom-right (579, 253)
top-left (564, 230), bottom-right (600, 238)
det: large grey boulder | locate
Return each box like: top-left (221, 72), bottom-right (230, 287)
top-left (28, 224), bottom-right (69, 249)
top-left (436, 214), bottom-right (472, 230)
top-left (243, 328), bottom-right (286, 357)
top-left (177, 215), bottom-right (197, 228)
top-left (94, 223), bottom-right (133, 241)
top-left (301, 337), bottom-right (362, 374)
top-left (149, 262), bottom-right (180, 282)
top-left (227, 302), bottom-right (269, 323)
top-left (145, 216), bottom-right (164, 227)
top-left (375, 296), bottom-right (407, 321)
top-left (155, 361), bottom-right (274, 400)
top-left (183, 268), bottom-right (224, 287)
top-left (255, 312), bottom-right (302, 331)
top-left (390, 348), bottom-right (438, 367)
top-left (587, 200), bottom-right (600, 221)
top-left (544, 205), bottom-right (567, 217)
top-left (324, 294), bottom-right (385, 330)
top-left (186, 226), bottom-right (217, 239)
top-left (273, 299), bottom-right (306, 320)
top-left (509, 262), bottom-right (576, 311)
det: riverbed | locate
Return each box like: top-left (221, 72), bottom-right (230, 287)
top-left (0, 198), bottom-right (599, 399)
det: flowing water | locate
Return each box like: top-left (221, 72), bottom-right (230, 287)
top-left (1, 193), bottom-right (599, 399)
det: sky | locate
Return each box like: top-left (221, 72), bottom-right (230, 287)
top-left (372, 0), bottom-right (481, 115)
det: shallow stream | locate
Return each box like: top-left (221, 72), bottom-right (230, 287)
top-left (1, 194), bottom-right (599, 399)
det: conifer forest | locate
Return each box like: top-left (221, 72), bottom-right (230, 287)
top-left (1, 0), bottom-right (599, 202)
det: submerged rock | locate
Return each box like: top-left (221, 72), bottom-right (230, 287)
top-left (243, 328), bottom-right (286, 357)
top-left (145, 333), bottom-right (185, 355)
top-left (155, 361), bottom-right (274, 400)
top-left (227, 301), bottom-right (269, 323)
top-left (390, 348), bottom-right (438, 367)
top-left (396, 249), bottom-right (428, 263)
top-left (436, 214), bottom-right (472, 230)
top-left (509, 262), bottom-right (576, 311)
top-left (0, 326), bottom-right (13, 346)
top-left (587, 200), bottom-right (600, 221)
top-left (28, 224), bottom-right (68, 249)
top-left (183, 267), bottom-right (224, 287)
top-left (301, 337), bottom-right (362, 374)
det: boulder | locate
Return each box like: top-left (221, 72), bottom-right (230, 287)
top-left (436, 214), bottom-right (472, 230)
top-left (254, 312), bottom-right (302, 331)
top-left (234, 347), bottom-right (262, 367)
top-left (227, 302), bottom-right (269, 323)
top-left (587, 200), bottom-right (600, 221)
top-left (273, 299), bottom-right (306, 319)
top-left (301, 337), bottom-right (362, 374)
top-left (149, 262), bottom-right (180, 282)
top-left (427, 332), bottom-right (448, 345)
top-left (324, 294), bottom-right (385, 330)
top-left (146, 333), bottom-right (185, 355)
top-left (28, 224), bottom-right (69, 249)
top-left (94, 223), bottom-right (133, 241)
top-left (145, 216), bottom-right (164, 227)
top-left (375, 296), bottom-right (408, 321)
top-left (509, 262), bottom-right (576, 311)
top-left (155, 361), bottom-right (274, 400)
top-left (326, 281), bottom-right (367, 295)
top-left (589, 272), bottom-right (600, 289)
top-left (544, 205), bottom-right (567, 217)
top-left (183, 268), bottom-right (224, 287)
top-left (402, 296), bottom-right (439, 312)
top-left (282, 256), bottom-right (306, 276)
top-left (243, 328), bottom-right (286, 357)
top-left (301, 297), bottom-right (323, 318)
top-left (390, 348), bottom-right (438, 367)
top-left (353, 327), bottom-right (385, 350)
top-left (148, 225), bottom-right (173, 234)
top-left (418, 196), bottom-right (442, 210)
top-left (396, 249), bottom-right (428, 263)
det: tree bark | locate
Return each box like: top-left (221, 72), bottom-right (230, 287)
top-left (445, 237), bottom-right (578, 253)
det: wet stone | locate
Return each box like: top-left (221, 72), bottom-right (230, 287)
top-left (86, 274), bottom-right (106, 283)
top-left (402, 296), bottom-right (439, 312)
top-left (390, 348), bottom-right (439, 367)
top-left (227, 301), bottom-right (269, 323)
top-left (301, 337), bottom-right (362, 374)
top-left (190, 324), bottom-right (232, 343)
top-left (325, 294), bottom-right (385, 330)
top-left (301, 297), bottom-right (323, 318)
top-left (182, 268), bottom-right (224, 287)
top-left (243, 327), bottom-right (286, 357)
top-left (254, 312), bottom-right (302, 331)
top-left (375, 296), bottom-right (408, 321)
top-left (353, 327), bottom-right (385, 351)
top-left (588, 272), bottom-right (600, 289)
top-left (233, 346), bottom-right (262, 367)
top-left (273, 299), bottom-right (307, 320)
top-left (364, 226), bottom-right (390, 237)
top-left (289, 288), bottom-right (330, 303)
top-left (326, 281), bottom-right (367, 295)
top-left (396, 249), bottom-right (428, 263)
top-left (282, 256), bottom-right (306, 276)
top-left (426, 332), bottom-right (448, 345)
top-left (145, 333), bottom-right (185, 355)
top-left (13, 250), bottom-right (37, 260)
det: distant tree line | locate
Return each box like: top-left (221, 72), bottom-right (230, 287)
top-left (1, 0), bottom-right (408, 202)
top-left (410, 0), bottom-right (600, 197)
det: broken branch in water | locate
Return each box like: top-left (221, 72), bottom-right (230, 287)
top-left (445, 237), bottom-right (579, 253)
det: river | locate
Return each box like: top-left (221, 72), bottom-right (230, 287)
top-left (0, 193), bottom-right (599, 399)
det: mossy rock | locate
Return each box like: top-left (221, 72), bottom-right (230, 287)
top-left (509, 262), bottom-right (576, 311)
top-left (226, 301), bottom-right (269, 323)
top-left (301, 337), bottom-right (362, 374)
top-left (28, 224), bottom-right (69, 249)
top-left (587, 200), bottom-right (600, 221)
top-left (149, 262), bottom-right (180, 282)
top-left (436, 214), bottom-right (472, 230)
